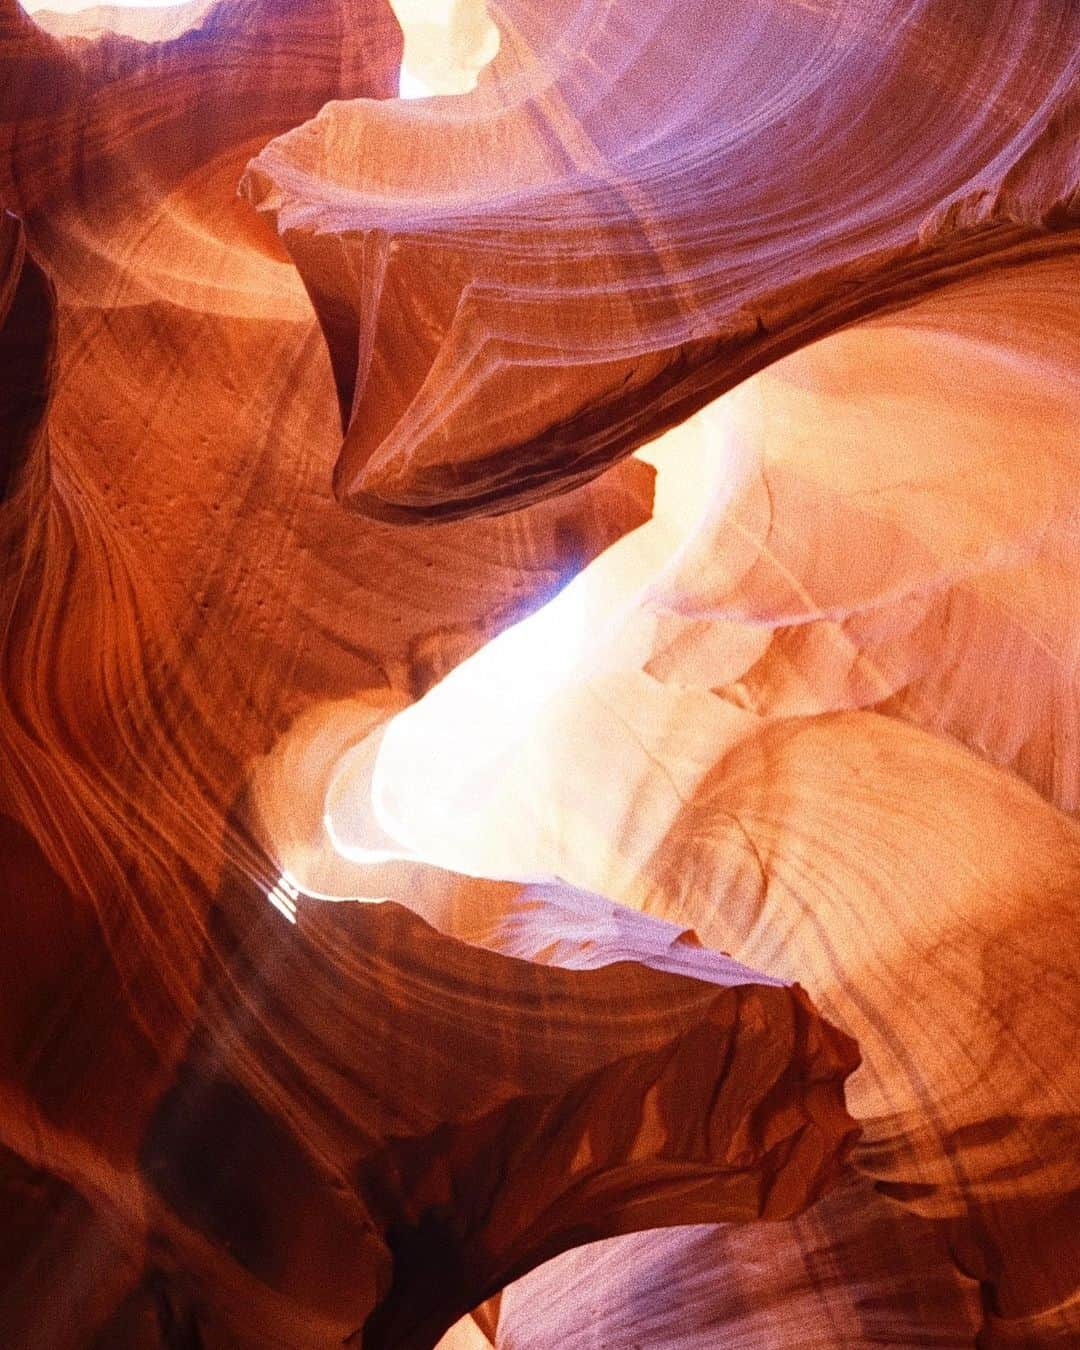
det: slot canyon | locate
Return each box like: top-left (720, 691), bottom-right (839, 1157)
top-left (1, 0), bottom-right (1078, 1346)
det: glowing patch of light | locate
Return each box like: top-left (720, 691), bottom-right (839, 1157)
top-left (266, 873), bottom-right (298, 924)
top-left (323, 720), bottom-right (423, 866)
top-left (321, 574), bottom-right (592, 877)
top-left (323, 398), bottom-right (742, 882)
top-left (322, 807), bottom-right (414, 866)
top-left (469, 572), bottom-right (592, 712)
top-left (389, 0), bottom-right (500, 99)
top-left (399, 66), bottom-right (435, 99)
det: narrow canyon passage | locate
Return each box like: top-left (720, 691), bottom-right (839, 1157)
top-left (1, 1), bottom-right (1078, 1347)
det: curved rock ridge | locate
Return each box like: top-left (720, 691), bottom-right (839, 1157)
top-left (2, 0), bottom-right (1078, 1344)
top-left (340, 246), bottom-right (1080, 1341)
top-left (491, 1172), bottom-right (985, 1349)
top-left (0, 814), bottom-right (859, 1349)
top-left (0, 0), bottom-right (650, 1016)
top-left (0, 3), bottom-right (672, 1344)
top-left (243, 0), bottom-right (1080, 520)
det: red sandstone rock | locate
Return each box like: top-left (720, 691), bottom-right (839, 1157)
top-left (0, 811), bottom-right (858, 1348)
top-left (244, 0), bottom-right (1080, 521)
top-left (492, 1173), bottom-right (985, 1349)
top-left (356, 256), bottom-right (1080, 1344)
top-left (2, 0), bottom-right (1079, 1345)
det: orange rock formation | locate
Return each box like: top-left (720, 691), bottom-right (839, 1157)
top-left (1, 0), bottom-right (1077, 1346)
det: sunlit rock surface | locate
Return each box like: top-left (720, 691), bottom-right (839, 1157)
top-left (245, 0), bottom-right (1080, 521)
top-left (2, 0), bottom-right (1079, 1345)
top-left (361, 258), bottom-right (1080, 1345)
top-left (493, 1172), bottom-right (986, 1349)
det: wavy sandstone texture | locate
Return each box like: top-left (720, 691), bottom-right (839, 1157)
top-left (1, 0), bottom-right (1078, 1347)
top-left (244, 0), bottom-right (1080, 521)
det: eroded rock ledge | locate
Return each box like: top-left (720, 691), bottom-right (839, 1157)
top-left (243, 0), bottom-right (1080, 520)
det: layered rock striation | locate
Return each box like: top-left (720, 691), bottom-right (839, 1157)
top-left (2, 0), bottom-right (1079, 1346)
